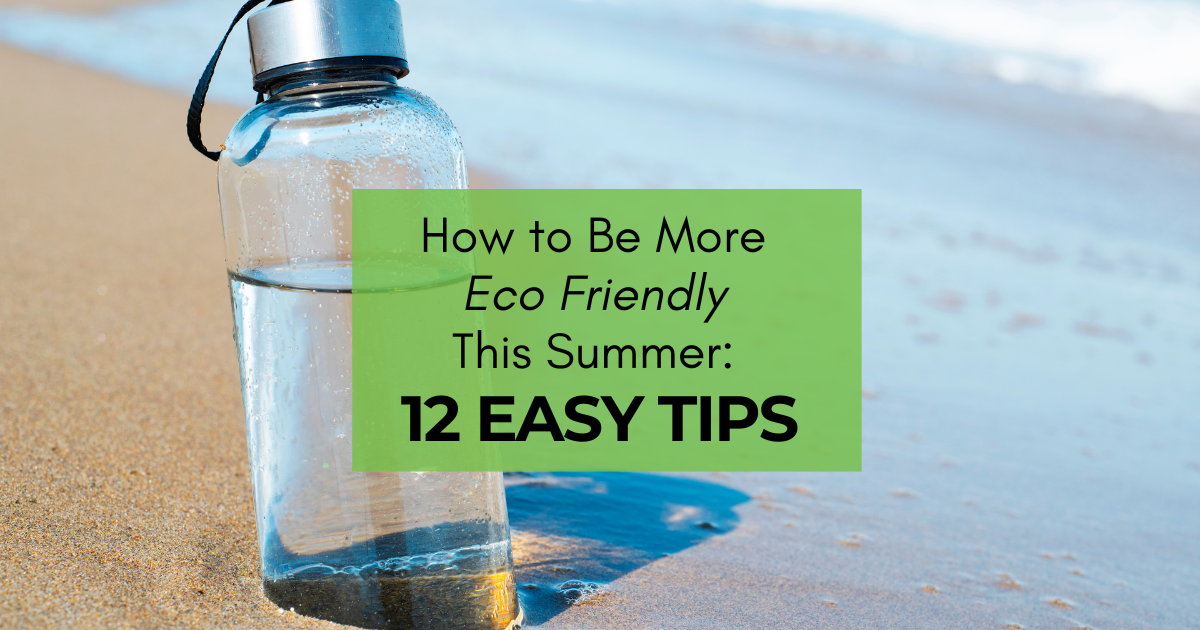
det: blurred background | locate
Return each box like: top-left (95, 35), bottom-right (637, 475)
top-left (6, 0), bottom-right (1200, 190)
top-left (1, 0), bottom-right (1198, 628)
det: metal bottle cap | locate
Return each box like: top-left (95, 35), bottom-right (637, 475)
top-left (247, 0), bottom-right (409, 92)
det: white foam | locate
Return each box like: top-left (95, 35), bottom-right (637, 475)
top-left (281, 540), bottom-right (509, 578)
top-left (751, 0), bottom-right (1200, 112)
top-left (3, 0), bottom-right (1199, 191)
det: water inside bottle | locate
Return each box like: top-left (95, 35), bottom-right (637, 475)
top-left (229, 262), bottom-right (516, 630)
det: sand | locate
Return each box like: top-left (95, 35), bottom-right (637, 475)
top-left (5, 2), bottom-right (1200, 628)
top-left (0, 0), bottom-right (149, 12)
top-left (0, 43), bottom-right (505, 629)
top-left (0, 42), bottom-right (307, 628)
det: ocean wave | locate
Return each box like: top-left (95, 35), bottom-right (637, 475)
top-left (751, 0), bottom-right (1200, 113)
top-left (3, 0), bottom-right (1197, 188)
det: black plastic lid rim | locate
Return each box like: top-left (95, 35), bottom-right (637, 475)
top-left (253, 56), bottom-right (410, 94)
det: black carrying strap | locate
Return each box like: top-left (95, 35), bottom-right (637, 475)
top-left (187, 0), bottom-right (273, 161)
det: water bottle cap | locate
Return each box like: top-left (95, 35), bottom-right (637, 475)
top-left (247, 0), bottom-right (409, 92)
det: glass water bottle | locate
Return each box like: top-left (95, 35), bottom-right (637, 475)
top-left (207, 1), bottom-right (517, 628)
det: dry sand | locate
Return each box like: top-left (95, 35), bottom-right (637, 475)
top-left (0, 41), bottom-right (323, 629)
top-left (0, 43), bottom-right (507, 629)
top-left (0, 0), bottom-right (149, 12)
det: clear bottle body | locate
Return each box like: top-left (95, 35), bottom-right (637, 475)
top-left (218, 70), bottom-right (516, 630)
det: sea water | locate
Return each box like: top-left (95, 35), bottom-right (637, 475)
top-left (229, 263), bottom-right (516, 630)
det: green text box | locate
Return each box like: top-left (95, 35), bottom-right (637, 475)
top-left (352, 190), bottom-right (860, 471)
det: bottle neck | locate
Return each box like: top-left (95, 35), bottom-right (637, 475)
top-left (264, 67), bottom-right (400, 99)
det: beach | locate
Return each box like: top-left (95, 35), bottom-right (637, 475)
top-left (0, 42), bottom-right (285, 628)
top-left (3, 0), bottom-right (1200, 628)
top-left (0, 42), bottom-right (499, 629)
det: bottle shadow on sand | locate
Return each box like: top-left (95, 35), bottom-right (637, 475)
top-left (504, 472), bottom-right (749, 625)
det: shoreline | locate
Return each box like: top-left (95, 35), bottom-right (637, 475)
top-left (3, 1), bottom-right (1200, 626)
